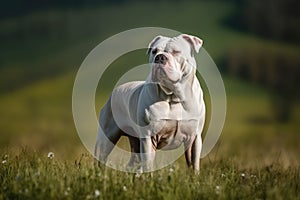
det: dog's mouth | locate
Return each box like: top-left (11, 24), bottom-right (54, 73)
top-left (151, 65), bottom-right (181, 95)
top-left (152, 63), bottom-right (181, 84)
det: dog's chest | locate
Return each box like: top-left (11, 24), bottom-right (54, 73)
top-left (150, 119), bottom-right (198, 150)
top-left (145, 101), bottom-right (196, 121)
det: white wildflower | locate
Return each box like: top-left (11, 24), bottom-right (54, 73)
top-left (221, 173), bottom-right (225, 177)
top-left (169, 167), bottom-right (174, 173)
top-left (215, 185), bottom-right (221, 194)
top-left (241, 173), bottom-right (246, 177)
top-left (2, 160), bottom-right (7, 164)
top-left (47, 152), bottom-right (54, 159)
top-left (64, 186), bottom-right (71, 195)
top-left (94, 189), bottom-right (100, 197)
top-left (250, 174), bottom-right (256, 178)
top-left (123, 186), bottom-right (127, 192)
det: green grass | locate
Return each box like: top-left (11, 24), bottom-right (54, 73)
top-left (0, 148), bottom-right (299, 200)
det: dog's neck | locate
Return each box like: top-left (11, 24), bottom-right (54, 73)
top-left (156, 73), bottom-right (196, 105)
top-left (157, 85), bottom-right (181, 103)
top-left (146, 67), bottom-right (198, 106)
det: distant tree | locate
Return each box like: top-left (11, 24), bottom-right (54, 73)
top-left (0, 0), bottom-right (128, 18)
top-left (224, 0), bottom-right (300, 44)
top-left (226, 45), bottom-right (300, 122)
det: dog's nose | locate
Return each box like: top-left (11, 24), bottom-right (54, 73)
top-left (154, 54), bottom-right (168, 65)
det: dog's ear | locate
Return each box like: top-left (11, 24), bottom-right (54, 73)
top-left (146, 35), bottom-right (163, 55)
top-left (181, 34), bottom-right (203, 54)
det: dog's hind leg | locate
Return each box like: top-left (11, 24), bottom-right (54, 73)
top-left (184, 143), bottom-right (193, 169)
top-left (94, 95), bottom-right (125, 166)
top-left (127, 135), bottom-right (141, 169)
top-left (94, 125), bottom-right (123, 166)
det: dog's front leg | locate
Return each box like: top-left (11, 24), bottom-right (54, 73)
top-left (140, 136), bottom-right (155, 173)
top-left (192, 134), bottom-right (202, 173)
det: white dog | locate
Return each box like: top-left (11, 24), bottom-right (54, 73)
top-left (95, 34), bottom-right (205, 172)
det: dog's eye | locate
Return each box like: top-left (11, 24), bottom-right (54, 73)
top-left (152, 49), bottom-right (157, 54)
top-left (172, 50), bottom-right (181, 55)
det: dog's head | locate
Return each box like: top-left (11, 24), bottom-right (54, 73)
top-left (147, 34), bottom-right (203, 93)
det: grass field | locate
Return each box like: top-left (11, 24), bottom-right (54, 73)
top-left (0, 148), bottom-right (299, 200)
top-left (0, 1), bottom-right (299, 199)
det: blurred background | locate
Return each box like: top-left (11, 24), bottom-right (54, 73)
top-left (0, 0), bottom-right (299, 167)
